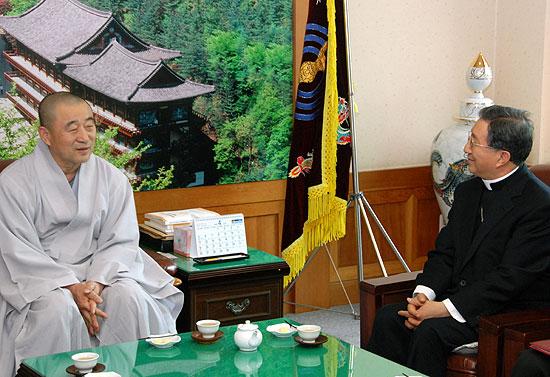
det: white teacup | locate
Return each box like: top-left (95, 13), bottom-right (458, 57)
top-left (196, 319), bottom-right (220, 339)
top-left (297, 325), bottom-right (321, 343)
top-left (71, 352), bottom-right (99, 373)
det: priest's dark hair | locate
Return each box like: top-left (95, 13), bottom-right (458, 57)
top-left (479, 105), bottom-right (534, 165)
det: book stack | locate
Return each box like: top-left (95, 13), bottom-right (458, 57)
top-left (141, 208), bottom-right (219, 236)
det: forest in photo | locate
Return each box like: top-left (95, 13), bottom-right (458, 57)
top-left (1, 0), bottom-right (293, 187)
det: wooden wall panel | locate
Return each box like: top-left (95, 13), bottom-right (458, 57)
top-left (133, 166), bottom-right (440, 311)
top-left (244, 213), bottom-right (280, 256)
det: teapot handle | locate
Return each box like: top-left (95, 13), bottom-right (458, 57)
top-left (248, 330), bottom-right (261, 347)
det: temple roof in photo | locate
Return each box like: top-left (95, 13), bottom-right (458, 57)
top-left (0, 0), bottom-right (215, 103)
top-left (63, 41), bottom-right (214, 103)
top-left (0, 0), bottom-right (180, 63)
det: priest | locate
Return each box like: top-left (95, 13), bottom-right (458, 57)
top-left (0, 92), bottom-right (184, 376)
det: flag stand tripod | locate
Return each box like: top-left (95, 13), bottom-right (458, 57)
top-left (283, 0), bottom-right (411, 318)
top-left (342, 0), bottom-right (411, 282)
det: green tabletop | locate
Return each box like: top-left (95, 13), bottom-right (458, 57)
top-left (174, 248), bottom-right (286, 274)
top-left (21, 318), bottom-right (424, 377)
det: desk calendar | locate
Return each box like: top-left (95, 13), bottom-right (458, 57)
top-left (189, 214), bottom-right (248, 263)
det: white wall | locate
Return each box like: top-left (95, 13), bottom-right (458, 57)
top-left (494, 0), bottom-right (548, 164)
top-left (345, 0), bottom-right (550, 170)
top-left (542, 2), bottom-right (550, 163)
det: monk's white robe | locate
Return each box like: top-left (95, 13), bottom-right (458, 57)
top-left (0, 141), bottom-right (183, 377)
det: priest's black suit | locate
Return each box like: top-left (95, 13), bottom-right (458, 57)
top-left (367, 164), bottom-right (550, 377)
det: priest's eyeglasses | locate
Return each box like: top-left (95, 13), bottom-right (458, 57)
top-left (467, 131), bottom-right (497, 150)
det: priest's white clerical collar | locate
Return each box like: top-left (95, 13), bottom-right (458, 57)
top-left (482, 166), bottom-right (519, 190)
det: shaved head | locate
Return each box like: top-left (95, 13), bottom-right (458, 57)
top-left (39, 92), bottom-right (91, 129)
top-left (37, 92), bottom-right (96, 180)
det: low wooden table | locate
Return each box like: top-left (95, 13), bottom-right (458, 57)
top-left (143, 247), bottom-right (290, 332)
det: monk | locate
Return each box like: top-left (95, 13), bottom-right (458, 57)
top-left (0, 92), bottom-right (183, 376)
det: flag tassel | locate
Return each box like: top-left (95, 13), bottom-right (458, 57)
top-left (282, 194), bottom-right (347, 286)
top-left (282, 0), bottom-right (351, 287)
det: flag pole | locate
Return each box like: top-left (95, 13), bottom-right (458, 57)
top-left (284, 0), bottom-right (409, 317)
top-left (341, 0), bottom-right (411, 280)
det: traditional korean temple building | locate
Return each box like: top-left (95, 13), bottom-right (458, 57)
top-left (0, 0), bottom-right (216, 187)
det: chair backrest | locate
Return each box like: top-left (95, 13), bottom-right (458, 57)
top-left (530, 164), bottom-right (550, 186)
top-left (0, 159), bottom-right (15, 174)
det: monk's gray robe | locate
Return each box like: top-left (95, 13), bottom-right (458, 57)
top-left (0, 141), bottom-right (183, 376)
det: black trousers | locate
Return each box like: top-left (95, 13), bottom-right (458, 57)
top-left (365, 302), bottom-right (478, 377)
top-left (511, 348), bottom-right (550, 377)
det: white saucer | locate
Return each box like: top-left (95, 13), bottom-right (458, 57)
top-left (146, 335), bottom-right (181, 349)
top-left (267, 323), bottom-right (297, 338)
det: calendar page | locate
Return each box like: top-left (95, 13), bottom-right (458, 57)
top-left (189, 213), bottom-right (248, 259)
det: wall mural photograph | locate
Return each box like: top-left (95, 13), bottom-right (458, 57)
top-left (0, 0), bottom-right (293, 190)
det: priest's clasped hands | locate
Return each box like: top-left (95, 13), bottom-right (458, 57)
top-left (67, 281), bottom-right (108, 336)
top-left (398, 293), bottom-right (450, 330)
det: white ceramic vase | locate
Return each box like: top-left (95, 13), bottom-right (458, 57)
top-left (431, 120), bottom-right (474, 224)
top-left (431, 53), bottom-right (493, 225)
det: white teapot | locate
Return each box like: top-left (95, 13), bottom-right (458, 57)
top-left (234, 320), bottom-right (263, 352)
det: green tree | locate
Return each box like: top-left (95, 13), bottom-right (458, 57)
top-left (0, 110), bottom-right (38, 159)
top-left (261, 43), bottom-right (293, 97)
top-left (237, 0), bottom-right (291, 44)
top-left (6, 0), bottom-right (36, 15)
top-left (213, 114), bottom-right (260, 183)
top-left (94, 127), bottom-right (141, 169)
top-left (161, 0), bottom-right (209, 81)
top-left (213, 83), bottom-right (291, 183)
top-left (134, 165), bottom-right (173, 191)
top-left (123, 0), bottom-right (164, 45)
top-left (94, 127), bottom-right (174, 191)
top-left (249, 85), bottom-right (292, 180)
top-left (206, 31), bottom-right (251, 120)
top-left (81, 0), bottom-right (126, 19)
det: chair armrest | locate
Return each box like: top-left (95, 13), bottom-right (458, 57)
top-left (359, 271), bottom-right (420, 348)
top-left (477, 308), bottom-right (550, 377)
top-left (143, 247), bottom-right (178, 277)
top-left (359, 268), bottom-right (550, 377)
top-left (502, 319), bottom-right (550, 377)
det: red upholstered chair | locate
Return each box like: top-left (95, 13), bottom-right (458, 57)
top-left (0, 159), bottom-right (179, 282)
top-left (360, 164), bottom-right (550, 377)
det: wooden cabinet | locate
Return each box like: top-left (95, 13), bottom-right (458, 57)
top-left (171, 249), bottom-right (290, 332)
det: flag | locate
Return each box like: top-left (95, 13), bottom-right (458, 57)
top-left (282, 0), bottom-right (352, 286)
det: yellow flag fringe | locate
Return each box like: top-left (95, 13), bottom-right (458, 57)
top-left (282, 0), bottom-right (346, 287)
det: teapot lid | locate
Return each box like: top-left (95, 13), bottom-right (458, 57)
top-left (238, 320), bottom-right (258, 331)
